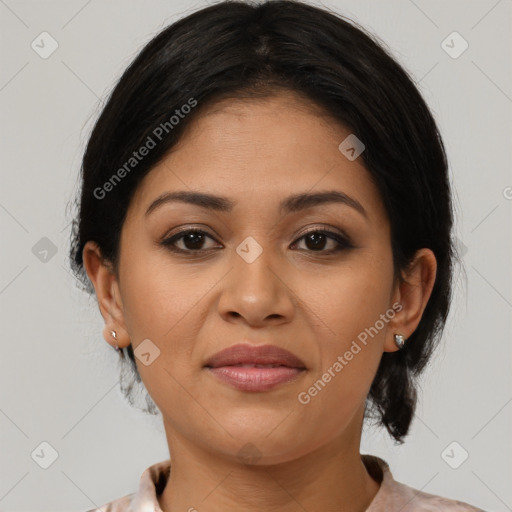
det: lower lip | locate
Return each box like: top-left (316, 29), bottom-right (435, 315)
top-left (206, 366), bottom-right (305, 392)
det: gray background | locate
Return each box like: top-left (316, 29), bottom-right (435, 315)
top-left (0, 0), bottom-right (511, 510)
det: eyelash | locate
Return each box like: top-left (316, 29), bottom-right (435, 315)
top-left (159, 227), bottom-right (353, 256)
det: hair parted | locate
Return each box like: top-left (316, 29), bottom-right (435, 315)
top-left (69, 0), bottom-right (457, 443)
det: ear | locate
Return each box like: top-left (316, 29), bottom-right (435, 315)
top-left (82, 241), bottom-right (131, 350)
top-left (384, 248), bottom-right (437, 353)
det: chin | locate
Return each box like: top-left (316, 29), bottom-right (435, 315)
top-left (205, 417), bottom-right (311, 464)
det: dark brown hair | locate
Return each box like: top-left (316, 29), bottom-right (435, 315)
top-left (69, 0), bottom-right (456, 443)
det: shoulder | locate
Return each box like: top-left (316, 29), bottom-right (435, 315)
top-left (84, 492), bottom-right (134, 512)
top-left (82, 458), bottom-right (171, 512)
top-left (388, 481), bottom-right (487, 511)
top-left (362, 454), bottom-right (486, 512)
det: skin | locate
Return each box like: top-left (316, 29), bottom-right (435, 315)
top-left (83, 90), bottom-right (437, 512)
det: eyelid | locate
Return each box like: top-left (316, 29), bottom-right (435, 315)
top-left (160, 226), bottom-right (219, 246)
top-left (291, 226), bottom-right (353, 251)
top-left (161, 223), bottom-right (349, 243)
top-left (160, 223), bottom-right (353, 256)
top-left (162, 223), bottom-right (220, 239)
top-left (294, 223), bottom-right (350, 240)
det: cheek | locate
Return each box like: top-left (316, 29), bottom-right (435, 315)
top-left (120, 248), bottom-right (207, 341)
top-left (292, 254), bottom-right (393, 410)
top-left (296, 253), bottom-right (394, 349)
top-left (118, 252), bottom-right (219, 405)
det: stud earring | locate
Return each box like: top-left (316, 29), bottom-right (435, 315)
top-left (394, 333), bottom-right (406, 350)
top-left (110, 330), bottom-right (120, 351)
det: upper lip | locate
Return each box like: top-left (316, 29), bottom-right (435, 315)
top-left (204, 343), bottom-right (306, 369)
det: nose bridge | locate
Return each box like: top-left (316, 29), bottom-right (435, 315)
top-left (218, 234), bottom-right (292, 323)
top-left (233, 234), bottom-right (277, 295)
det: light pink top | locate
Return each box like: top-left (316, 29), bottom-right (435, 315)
top-left (87, 454), bottom-right (486, 511)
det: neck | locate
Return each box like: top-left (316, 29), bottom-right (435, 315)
top-left (158, 420), bottom-right (380, 512)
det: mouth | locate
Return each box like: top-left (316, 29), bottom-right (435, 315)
top-left (204, 343), bottom-right (307, 392)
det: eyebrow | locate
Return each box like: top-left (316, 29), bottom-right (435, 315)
top-left (145, 190), bottom-right (368, 219)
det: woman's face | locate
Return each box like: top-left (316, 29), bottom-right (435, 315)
top-left (86, 91), bottom-right (427, 464)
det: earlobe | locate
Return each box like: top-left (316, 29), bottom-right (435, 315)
top-left (82, 241), bottom-right (129, 349)
top-left (384, 248), bottom-right (437, 352)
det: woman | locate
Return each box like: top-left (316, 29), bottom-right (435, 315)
top-left (70, 1), bottom-right (485, 510)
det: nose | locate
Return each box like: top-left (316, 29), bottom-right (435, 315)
top-left (216, 243), bottom-right (295, 327)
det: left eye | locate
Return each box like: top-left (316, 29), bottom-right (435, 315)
top-left (160, 228), bottom-right (351, 254)
top-left (292, 229), bottom-right (351, 253)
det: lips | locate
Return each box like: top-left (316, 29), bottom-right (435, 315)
top-left (204, 343), bottom-right (306, 392)
top-left (204, 343), bottom-right (306, 369)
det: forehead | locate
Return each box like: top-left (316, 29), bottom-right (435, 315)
top-left (128, 92), bottom-right (388, 227)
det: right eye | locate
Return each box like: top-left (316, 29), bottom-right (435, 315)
top-left (160, 228), bottom-right (221, 254)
